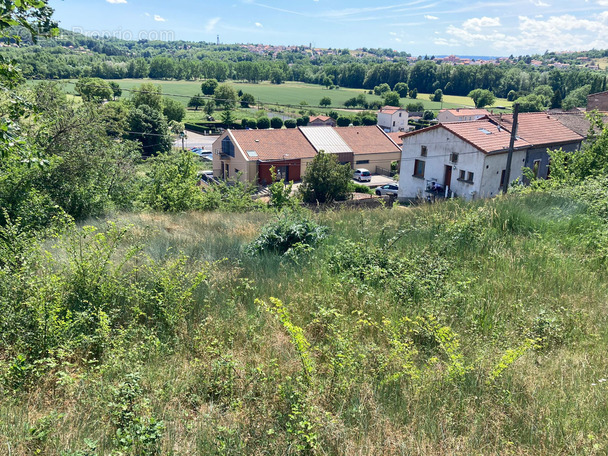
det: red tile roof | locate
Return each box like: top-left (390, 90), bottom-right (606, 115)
top-left (336, 126), bottom-right (401, 155)
top-left (401, 121), bottom-right (531, 154)
top-left (309, 115), bottom-right (332, 122)
top-left (386, 132), bottom-right (403, 146)
top-left (228, 129), bottom-right (317, 161)
top-left (379, 105), bottom-right (404, 114)
top-left (440, 108), bottom-right (491, 118)
top-left (487, 112), bottom-right (584, 147)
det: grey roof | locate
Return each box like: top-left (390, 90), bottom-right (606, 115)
top-left (299, 126), bottom-right (353, 154)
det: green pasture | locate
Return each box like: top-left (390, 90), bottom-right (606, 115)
top-left (35, 79), bottom-right (512, 114)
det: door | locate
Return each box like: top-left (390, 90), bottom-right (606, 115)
top-left (444, 165), bottom-right (452, 190)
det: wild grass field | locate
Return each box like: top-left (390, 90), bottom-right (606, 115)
top-left (41, 79), bottom-right (512, 113)
top-left (2, 190), bottom-right (608, 455)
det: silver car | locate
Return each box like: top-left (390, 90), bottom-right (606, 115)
top-left (375, 183), bottom-right (399, 196)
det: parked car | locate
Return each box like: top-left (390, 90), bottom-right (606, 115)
top-left (375, 183), bottom-right (399, 196)
top-left (353, 168), bottom-right (371, 182)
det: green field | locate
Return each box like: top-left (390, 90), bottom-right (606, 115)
top-left (39, 79), bottom-right (511, 114)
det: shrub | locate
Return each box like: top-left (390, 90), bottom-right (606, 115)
top-left (245, 212), bottom-right (328, 256)
top-left (336, 117), bottom-right (350, 127)
top-left (299, 151), bottom-right (352, 204)
top-left (257, 117), bottom-right (271, 129)
top-left (270, 117), bottom-right (284, 129)
top-left (284, 119), bottom-right (297, 128)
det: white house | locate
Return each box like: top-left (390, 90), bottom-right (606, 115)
top-left (437, 108), bottom-right (491, 123)
top-left (398, 114), bottom-right (584, 201)
top-left (377, 105), bottom-right (408, 132)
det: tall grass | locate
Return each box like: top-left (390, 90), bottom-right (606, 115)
top-left (2, 193), bottom-right (608, 455)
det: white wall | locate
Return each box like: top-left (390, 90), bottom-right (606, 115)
top-left (479, 150), bottom-right (527, 197)
top-left (378, 110), bottom-right (408, 132)
top-left (399, 128), bottom-right (485, 200)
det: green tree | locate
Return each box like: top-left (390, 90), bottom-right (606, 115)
top-left (188, 95), bottom-right (204, 111)
top-left (374, 83), bottom-right (391, 96)
top-left (131, 83), bottom-right (163, 112)
top-left (138, 150), bottom-right (204, 212)
top-left (270, 117), bottom-right (284, 129)
top-left (394, 82), bottom-right (409, 98)
top-left (75, 77), bottom-right (113, 103)
top-left (201, 78), bottom-right (219, 95)
top-left (383, 91), bottom-right (400, 107)
top-left (220, 107), bottom-right (235, 126)
top-left (409, 88), bottom-right (418, 99)
top-left (284, 119), bottom-right (297, 128)
top-left (514, 94), bottom-right (545, 113)
top-left (431, 89), bottom-right (443, 102)
top-left (268, 167), bottom-right (296, 210)
top-left (320, 96), bottom-right (332, 107)
top-left (562, 85), bottom-right (591, 110)
top-left (299, 151), bottom-right (352, 203)
top-left (109, 81), bottom-right (122, 100)
top-left (127, 104), bottom-right (172, 156)
top-left (406, 101), bottom-right (424, 112)
top-left (163, 97), bottom-right (186, 123)
top-left (240, 92), bottom-right (255, 108)
top-left (204, 99), bottom-right (216, 116)
top-left (214, 83), bottom-right (238, 108)
top-left (467, 89), bottom-right (496, 108)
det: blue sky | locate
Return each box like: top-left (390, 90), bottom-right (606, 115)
top-left (49, 0), bottom-right (608, 56)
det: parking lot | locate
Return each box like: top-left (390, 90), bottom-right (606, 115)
top-left (174, 132), bottom-right (219, 151)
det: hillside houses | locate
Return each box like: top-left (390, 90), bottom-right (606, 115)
top-left (212, 125), bottom-right (401, 185)
top-left (398, 113), bottom-right (584, 201)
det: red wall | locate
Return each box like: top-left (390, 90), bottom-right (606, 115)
top-left (258, 160), bottom-right (301, 185)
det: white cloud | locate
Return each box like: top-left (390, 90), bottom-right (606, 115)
top-left (439, 13), bottom-right (608, 53)
top-left (106, 0), bottom-right (127, 3)
top-left (255, 22), bottom-right (263, 27)
top-left (154, 15), bottom-right (166, 22)
top-left (530, 0), bottom-right (550, 6)
top-left (462, 16), bottom-right (501, 31)
top-left (424, 15), bottom-right (439, 20)
top-left (144, 12), bottom-right (150, 16)
top-left (205, 17), bottom-right (221, 32)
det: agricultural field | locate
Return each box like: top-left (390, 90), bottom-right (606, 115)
top-left (39, 79), bottom-right (512, 114)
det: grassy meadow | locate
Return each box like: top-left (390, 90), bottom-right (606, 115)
top-left (2, 191), bottom-right (608, 455)
top-left (39, 79), bottom-right (512, 117)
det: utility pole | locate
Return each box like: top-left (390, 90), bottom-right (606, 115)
top-left (502, 103), bottom-right (519, 195)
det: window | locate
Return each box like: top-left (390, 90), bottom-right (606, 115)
top-left (500, 169), bottom-right (506, 186)
top-left (421, 145), bottom-right (427, 157)
top-left (393, 121), bottom-right (396, 126)
top-left (356, 160), bottom-right (369, 165)
top-left (413, 159), bottom-right (425, 178)
top-left (467, 172), bottom-right (474, 182)
top-left (399, 112), bottom-right (402, 117)
top-left (459, 170), bottom-right (466, 180)
top-left (221, 136), bottom-right (235, 157)
top-left (450, 152), bottom-right (459, 163)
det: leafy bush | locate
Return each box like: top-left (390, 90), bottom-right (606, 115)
top-left (246, 212), bottom-right (328, 256)
top-left (257, 117), bottom-right (270, 129)
top-left (299, 151), bottom-right (352, 204)
top-left (348, 182), bottom-right (373, 194)
top-left (284, 119), bottom-right (297, 128)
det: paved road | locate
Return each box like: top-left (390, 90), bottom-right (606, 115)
top-left (174, 132), bottom-right (219, 151)
top-left (356, 175), bottom-right (396, 187)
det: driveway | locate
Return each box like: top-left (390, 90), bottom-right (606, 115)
top-left (174, 132), bottom-right (219, 151)
top-left (354, 174), bottom-right (397, 188)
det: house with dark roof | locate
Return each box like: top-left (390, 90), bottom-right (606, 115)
top-left (212, 125), bottom-right (401, 185)
top-left (398, 113), bottom-right (584, 200)
top-left (587, 91), bottom-right (608, 111)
